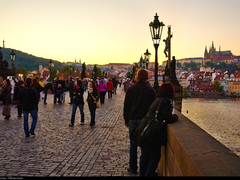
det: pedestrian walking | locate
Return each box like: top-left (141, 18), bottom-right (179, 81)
top-left (69, 80), bottom-right (85, 126)
top-left (43, 81), bottom-right (56, 104)
top-left (87, 81), bottom-right (99, 126)
top-left (98, 78), bottom-right (107, 105)
top-left (112, 78), bottom-right (118, 94)
top-left (83, 79), bottom-right (88, 91)
top-left (33, 78), bottom-right (44, 112)
top-left (123, 69), bottom-right (157, 174)
top-left (106, 78), bottom-right (114, 99)
top-left (139, 82), bottom-right (178, 177)
top-left (14, 80), bottom-right (25, 118)
top-left (68, 76), bottom-right (74, 104)
top-left (18, 78), bottom-right (39, 137)
top-left (1, 79), bottom-right (12, 119)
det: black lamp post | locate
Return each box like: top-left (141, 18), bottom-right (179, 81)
top-left (144, 49), bottom-right (151, 70)
top-left (9, 50), bottom-right (16, 76)
top-left (49, 59), bottom-right (53, 81)
top-left (142, 56), bottom-right (146, 69)
top-left (139, 55), bottom-right (143, 68)
top-left (149, 13), bottom-right (165, 91)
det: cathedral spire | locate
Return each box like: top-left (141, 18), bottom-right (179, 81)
top-left (212, 41), bottom-right (214, 49)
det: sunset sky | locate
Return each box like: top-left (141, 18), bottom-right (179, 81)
top-left (1, 0), bottom-right (240, 65)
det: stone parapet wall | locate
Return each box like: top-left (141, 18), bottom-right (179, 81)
top-left (157, 109), bottom-right (240, 176)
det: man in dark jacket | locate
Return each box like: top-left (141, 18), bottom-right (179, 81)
top-left (43, 80), bottom-right (56, 104)
top-left (18, 78), bottom-right (39, 137)
top-left (123, 69), bottom-right (156, 174)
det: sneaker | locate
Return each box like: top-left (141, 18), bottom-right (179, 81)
top-left (26, 134), bottom-right (30, 138)
top-left (69, 124), bottom-right (74, 127)
top-left (80, 122), bottom-right (84, 125)
top-left (30, 131), bottom-right (35, 136)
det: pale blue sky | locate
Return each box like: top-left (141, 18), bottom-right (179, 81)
top-left (1, 0), bottom-right (240, 65)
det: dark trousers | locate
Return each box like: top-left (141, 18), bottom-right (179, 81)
top-left (17, 105), bottom-right (22, 116)
top-left (107, 91), bottom-right (112, 99)
top-left (140, 145), bottom-right (161, 176)
top-left (69, 90), bottom-right (74, 103)
top-left (44, 87), bottom-right (53, 104)
top-left (88, 103), bottom-right (96, 124)
top-left (99, 91), bottom-right (106, 104)
top-left (54, 94), bottom-right (61, 104)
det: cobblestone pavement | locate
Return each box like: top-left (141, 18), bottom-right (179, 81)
top-left (0, 88), bottom-right (140, 177)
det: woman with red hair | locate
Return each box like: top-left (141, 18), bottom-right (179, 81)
top-left (139, 82), bottom-right (178, 177)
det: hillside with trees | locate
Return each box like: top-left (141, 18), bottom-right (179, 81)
top-left (1, 48), bottom-right (64, 71)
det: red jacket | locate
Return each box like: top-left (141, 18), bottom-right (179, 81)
top-left (107, 81), bottom-right (114, 91)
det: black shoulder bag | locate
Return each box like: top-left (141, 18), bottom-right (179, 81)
top-left (130, 98), bottom-right (167, 147)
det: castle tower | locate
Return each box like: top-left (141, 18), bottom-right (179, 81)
top-left (209, 41), bottom-right (216, 57)
top-left (204, 46), bottom-right (208, 59)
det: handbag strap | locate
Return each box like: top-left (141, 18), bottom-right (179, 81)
top-left (154, 98), bottom-right (165, 121)
top-left (156, 98), bottom-right (164, 113)
top-left (90, 93), bottom-right (96, 101)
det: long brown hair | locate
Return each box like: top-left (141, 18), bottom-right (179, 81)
top-left (89, 81), bottom-right (97, 90)
top-left (157, 82), bottom-right (175, 99)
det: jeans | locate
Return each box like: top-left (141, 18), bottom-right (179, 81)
top-left (71, 103), bottom-right (85, 125)
top-left (23, 110), bottom-right (38, 136)
top-left (88, 103), bottom-right (96, 124)
top-left (128, 119), bottom-right (141, 172)
top-left (113, 87), bottom-right (117, 94)
top-left (140, 144), bottom-right (161, 176)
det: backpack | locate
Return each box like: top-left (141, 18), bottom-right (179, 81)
top-left (130, 98), bottom-right (167, 147)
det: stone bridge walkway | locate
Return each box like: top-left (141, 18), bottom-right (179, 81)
top-left (0, 88), bottom-right (140, 177)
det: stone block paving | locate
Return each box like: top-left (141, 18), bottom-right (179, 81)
top-left (0, 88), bottom-right (140, 177)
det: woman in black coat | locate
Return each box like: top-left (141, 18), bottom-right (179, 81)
top-left (69, 80), bottom-right (85, 126)
top-left (139, 82), bottom-right (178, 177)
top-left (86, 81), bottom-right (99, 126)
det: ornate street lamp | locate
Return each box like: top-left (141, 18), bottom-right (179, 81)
top-left (144, 49), bottom-right (151, 70)
top-left (142, 56), bottom-right (146, 69)
top-left (9, 50), bottom-right (16, 76)
top-left (139, 55), bottom-right (143, 68)
top-left (149, 13), bottom-right (165, 91)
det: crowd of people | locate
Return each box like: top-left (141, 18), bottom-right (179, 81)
top-left (0, 75), bottom-right (122, 135)
top-left (0, 69), bottom-right (179, 177)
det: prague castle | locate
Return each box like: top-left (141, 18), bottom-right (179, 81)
top-left (204, 41), bottom-right (237, 64)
